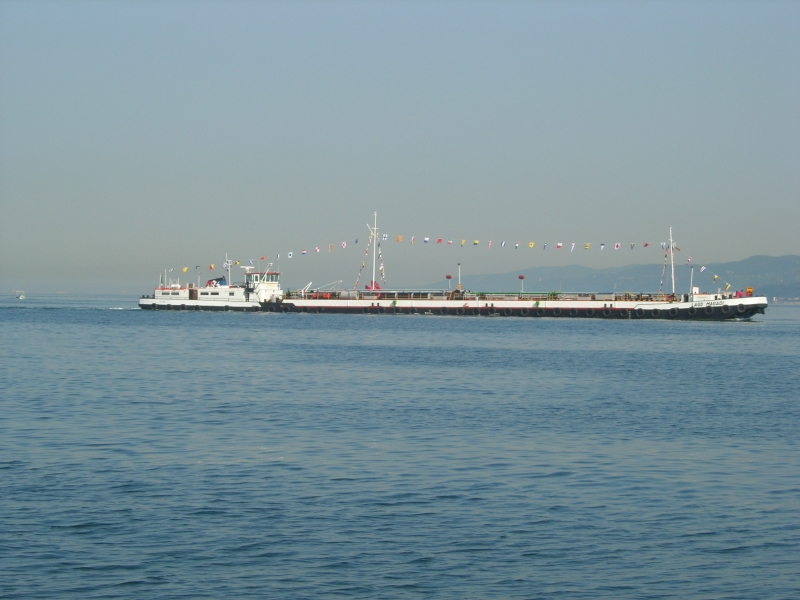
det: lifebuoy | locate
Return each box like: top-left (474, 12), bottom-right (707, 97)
top-left (687, 306), bottom-right (697, 316)
top-left (737, 304), bottom-right (746, 314)
top-left (503, 308), bottom-right (513, 316)
top-left (721, 304), bottom-right (732, 315)
top-left (536, 308), bottom-right (546, 317)
top-left (651, 309), bottom-right (661, 318)
top-left (440, 307), bottom-right (448, 315)
top-left (520, 308), bottom-right (529, 317)
top-left (456, 307), bottom-right (465, 316)
top-left (669, 307), bottom-right (678, 318)
top-left (602, 308), bottom-right (612, 317)
top-left (619, 309), bottom-right (629, 318)
top-left (552, 307), bottom-right (562, 317)
top-left (585, 308), bottom-right (594, 317)
top-left (704, 306), bottom-right (714, 315)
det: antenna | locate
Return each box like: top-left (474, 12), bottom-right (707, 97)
top-left (669, 227), bottom-right (676, 298)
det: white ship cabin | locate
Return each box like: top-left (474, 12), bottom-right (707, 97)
top-left (151, 266), bottom-right (283, 304)
top-left (243, 268), bottom-right (285, 303)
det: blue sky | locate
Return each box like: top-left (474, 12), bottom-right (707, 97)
top-left (1, 1), bottom-right (798, 291)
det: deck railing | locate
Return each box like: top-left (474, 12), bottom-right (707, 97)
top-left (282, 290), bottom-right (700, 302)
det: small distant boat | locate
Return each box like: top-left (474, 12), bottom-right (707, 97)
top-left (15, 291), bottom-right (25, 300)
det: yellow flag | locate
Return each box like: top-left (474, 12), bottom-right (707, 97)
top-left (209, 264), bottom-right (214, 270)
top-left (182, 267), bottom-right (188, 272)
top-left (713, 275), bottom-right (718, 282)
top-left (725, 283), bottom-right (731, 291)
top-left (461, 240), bottom-right (465, 247)
top-left (235, 260), bottom-right (240, 265)
top-left (529, 242), bottom-right (534, 248)
top-left (397, 235), bottom-right (403, 242)
top-left (474, 240), bottom-right (479, 245)
top-left (584, 243), bottom-right (590, 250)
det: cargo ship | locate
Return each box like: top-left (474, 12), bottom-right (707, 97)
top-left (139, 225), bottom-right (768, 320)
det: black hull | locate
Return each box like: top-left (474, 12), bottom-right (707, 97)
top-left (140, 303), bottom-right (261, 312)
top-left (264, 303), bottom-right (767, 320)
top-left (139, 301), bottom-right (766, 321)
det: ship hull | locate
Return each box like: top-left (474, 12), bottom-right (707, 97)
top-left (138, 298), bottom-right (262, 311)
top-left (270, 298), bottom-right (767, 320)
top-left (139, 295), bottom-right (767, 320)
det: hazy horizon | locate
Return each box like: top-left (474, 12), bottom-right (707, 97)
top-left (2, 1), bottom-right (798, 293)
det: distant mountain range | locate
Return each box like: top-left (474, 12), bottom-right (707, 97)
top-left (426, 255), bottom-right (800, 299)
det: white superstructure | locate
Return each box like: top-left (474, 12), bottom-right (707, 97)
top-left (139, 262), bottom-right (283, 311)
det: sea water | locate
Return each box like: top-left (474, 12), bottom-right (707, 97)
top-left (1, 296), bottom-right (799, 598)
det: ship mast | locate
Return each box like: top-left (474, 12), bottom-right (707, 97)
top-left (366, 212), bottom-right (378, 293)
top-left (669, 226), bottom-right (676, 298)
